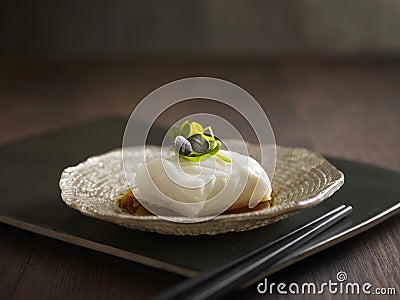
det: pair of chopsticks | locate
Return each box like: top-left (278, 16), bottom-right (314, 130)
top-left (154, 204), bottom-right (353, 300)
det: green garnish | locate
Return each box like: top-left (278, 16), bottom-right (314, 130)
top-left (168, 121), bottom-right (231, 163)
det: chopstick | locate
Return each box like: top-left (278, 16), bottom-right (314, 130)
top-left (154, 204), bottom-right (353, 300)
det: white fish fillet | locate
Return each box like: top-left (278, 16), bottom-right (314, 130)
top-left (133, 150), bottom-right (272, 218)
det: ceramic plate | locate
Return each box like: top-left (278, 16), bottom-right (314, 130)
top-left (59, 144), bottom-right (344, 235)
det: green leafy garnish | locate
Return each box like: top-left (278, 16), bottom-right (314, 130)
top-left (189, 122), bottom-right (204, 135)
top-left (168, 127), bottom-right (180, 141)
top-left (215, 153), bottom-right (232, 163)
top-left (169, 120), bottom-right (231, 163)
top-left (179, 120), bottom-right (191, 138)
top-left (168, 120), bottom-right (190, 140)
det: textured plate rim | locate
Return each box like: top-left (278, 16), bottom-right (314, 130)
top-left (59, 145), bottom-right (344, 226)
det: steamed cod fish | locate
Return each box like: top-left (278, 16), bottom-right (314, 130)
top-left (133, 149), bottom-right (272, 218)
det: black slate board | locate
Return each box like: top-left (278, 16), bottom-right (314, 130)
top-left (0, 117), bottom-right (399, 278)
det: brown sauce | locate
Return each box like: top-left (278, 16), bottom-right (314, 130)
top-left (116, 189), bottom-right (275, 217)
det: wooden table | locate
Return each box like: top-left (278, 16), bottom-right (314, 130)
top-left (1, 58), bottom-right (399, 299)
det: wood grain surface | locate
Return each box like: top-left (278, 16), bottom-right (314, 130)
top-left (0, 58), bottom-right (399, 299)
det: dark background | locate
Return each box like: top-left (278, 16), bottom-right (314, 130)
top-left (0, 1), bottom-right (399, 299)
top-left (3, 0), bottom-right (400, 57)
top-left (1, 0), bottom-right (399, 170)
